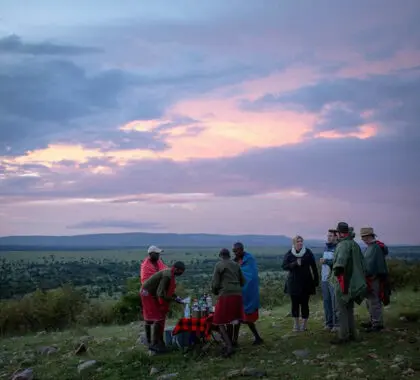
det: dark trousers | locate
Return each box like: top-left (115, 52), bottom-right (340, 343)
top-left (291, 294), bottom-right (310, 319)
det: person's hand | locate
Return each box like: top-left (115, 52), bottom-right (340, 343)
top-left (320, 258), bottom-right (325, 264)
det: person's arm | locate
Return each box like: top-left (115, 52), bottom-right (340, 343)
top-left (282, 252), bottom-right (297, 271)
top-left (211, 265), bottom-right (221, 295)
top-left (156, 276), bottom-right (171, 303)
top-left (309, 251), bottom-right (319, 286)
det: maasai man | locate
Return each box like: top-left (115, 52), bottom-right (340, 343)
top-left (360, 227), bottom-right (390, 332)
top-left (211, 248), bottom-right (246, 358)
top-left (139, 245), bottom-right (168, 347)
top-left (232, 242), bottom-right (263, 346)
top-left (140, 261), bottom-right (185, 352)
top-left (140, 245), bottom-right (168, 284)
top-left (330, 222), bottom-right (367, 345)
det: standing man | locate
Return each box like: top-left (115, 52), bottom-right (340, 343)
top-left (140, 262), bottom-right (185, 352)
top-left (140, 245), bottom-right (168, 284)
top-left (330, 222), bottom-right (367, 345)
top-left (140, 245), bottom-right (168, 348)
top-left (233, 242), bottom-right (264, 345)
top-left (320, 229), bottom-right (339, 331)
top-left (212, 248), bottom-right (246, 357)
top-left (360, 227), bottom-right (389, 332)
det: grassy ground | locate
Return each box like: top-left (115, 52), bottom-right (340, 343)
top-left (1, 291), bottom-right (420, 380)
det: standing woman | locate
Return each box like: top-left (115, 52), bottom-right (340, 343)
top-left (282, 235), bottom-right (319, 332)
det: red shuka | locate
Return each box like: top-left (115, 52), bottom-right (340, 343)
top-left (213, 294), bottom-right (245, 325)
top-left (140, 257), bottom-right (168, 284)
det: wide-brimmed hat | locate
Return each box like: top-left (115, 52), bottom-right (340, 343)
top-left (360, 227), bottom-right (376, 237)
top-left (336, 222), bottom-right (349, 234)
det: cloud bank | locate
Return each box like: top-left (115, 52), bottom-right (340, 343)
top-left (1, 0), bottom-right (419, 244)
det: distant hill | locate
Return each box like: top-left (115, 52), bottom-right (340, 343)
top-left (0, 232), bottom-right (324, 251)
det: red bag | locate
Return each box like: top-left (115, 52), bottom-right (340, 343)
top-left (337, 274), bottom-right (347, 294)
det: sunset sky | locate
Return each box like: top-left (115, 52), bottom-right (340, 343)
top-left (1, 0), bottom-right (419, 244)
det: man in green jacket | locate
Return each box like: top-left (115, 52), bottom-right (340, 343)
top-left (360, 227), bottom-right (389, 332)
top-left (330, 222), bottom-right (367, 345)
top-left (211, 248), bottom-right (246, 357)
top-left (140, 261), bottom-right (185, 352)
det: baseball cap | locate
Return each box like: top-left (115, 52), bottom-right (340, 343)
top-left (147, 245), bottom-right (164, 254)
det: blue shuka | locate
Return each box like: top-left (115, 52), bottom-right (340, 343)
top-left (239, 252), bottom-right (260, 314)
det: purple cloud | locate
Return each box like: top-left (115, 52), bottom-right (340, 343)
top-left (67, 219), bottom-right (165, 230)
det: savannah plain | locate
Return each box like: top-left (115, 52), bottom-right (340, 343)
top-left (1, 245), bottom-right (420, 379)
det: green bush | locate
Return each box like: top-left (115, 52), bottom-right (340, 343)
top-left (0, 284), bottom-right (87, 335)
top-left (387, 259), bottom-right (420, 291)
top-left (0, 284), bottom-right (117, 336)
top-left (113, 278), bottom-right (142, 324)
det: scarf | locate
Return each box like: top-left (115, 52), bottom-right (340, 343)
top-left (140, 257), bottom-right (168, 284)
top-left (291, 246), bottom-right (307, 258)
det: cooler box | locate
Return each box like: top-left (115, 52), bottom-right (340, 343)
top-left (164, 326), bottom-right (194, 349)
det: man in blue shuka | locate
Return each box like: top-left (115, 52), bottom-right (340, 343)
top-left (231, 242), bottom-right (264, 346)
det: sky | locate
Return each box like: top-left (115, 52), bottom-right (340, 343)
top-left (1, 0), bottom-right (420, 244)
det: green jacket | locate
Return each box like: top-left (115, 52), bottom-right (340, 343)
top-left (141, 269), bottom-right (175, 302)
top-left (364, 242), bottom-right (388, 277)
top-left (212, 259), bottom-right (246, 296)
top-left (331, 236), bottom-right (367, 305)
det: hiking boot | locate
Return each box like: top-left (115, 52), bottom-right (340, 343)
top-left (252, 338), bottom-right (264, 346)
top-left (360, 321), bottom-right (372, 328)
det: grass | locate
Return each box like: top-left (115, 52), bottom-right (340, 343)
top-left (1, 291), bottom-right (420, 380)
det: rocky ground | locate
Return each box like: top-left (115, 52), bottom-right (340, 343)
top-left (1, 291), bottom-right (420, 380)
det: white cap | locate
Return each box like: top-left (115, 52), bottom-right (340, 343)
top-left (147, 245), bottom-right (164, 254)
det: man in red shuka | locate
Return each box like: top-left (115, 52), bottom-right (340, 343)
top-left (139, 245), bottom-right (168, 346)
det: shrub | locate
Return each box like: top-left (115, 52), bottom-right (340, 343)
top-left (77, 299), bottom-right (116, 326)
top-left (387, 260), bottom-right (420, 291)
top-left (259, 279), bottom-right (287, 309)
top-left (0, 284), bottom-right (87, 335)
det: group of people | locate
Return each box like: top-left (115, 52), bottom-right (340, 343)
top-left (138, 221), bottom-right (390, 356)
top-left (138, 243), bottom-right (263, 356)
top-left (284, 222), bottom-right (390, 345)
